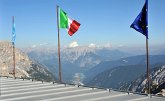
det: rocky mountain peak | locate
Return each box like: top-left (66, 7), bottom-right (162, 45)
top-left (0, 41), bottom-right (55, 81)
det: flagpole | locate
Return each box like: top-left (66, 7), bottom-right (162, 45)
top-left (12, 43), bottom-right (16, 79)
top-left (146, 0), bottom-right (150, 96)
top-left (56, 5), bottom-right (62, 83)
top-left (12, 16), bottom-right (16, 79)
top-left (130, 0), bottom-right (150, 95)
top-left (146, 37), bottom-right (150, 95)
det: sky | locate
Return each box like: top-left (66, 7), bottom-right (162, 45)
top-left (0, 0), bottom-right (165, 49)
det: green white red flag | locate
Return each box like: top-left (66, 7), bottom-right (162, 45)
top-left (59, 8), bottom-right (80, 36)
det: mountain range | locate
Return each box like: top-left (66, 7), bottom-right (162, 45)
top-left (23, 46), bottom-right (131, 82)
top-left (23, 45), bottom-right (165, 87)
top-left (86, 63), bottom-right (165, 89)
top-left (84, 55), bottom-right (165, 83)
top-left (1, 41), bottom-right (164, 95)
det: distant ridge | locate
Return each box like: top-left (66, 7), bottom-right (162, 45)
top-left (85, 55), bottom-right (165, 84)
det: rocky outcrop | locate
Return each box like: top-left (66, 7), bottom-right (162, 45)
top-left (128, 65), bottom-right (165, 96)
top-left (0, 41), bottom-right (55, 81)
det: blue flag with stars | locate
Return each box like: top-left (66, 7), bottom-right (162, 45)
top-left (12, 16), bottom-right (16, 45)
top-left (130, 0), bottom-right (148, 38)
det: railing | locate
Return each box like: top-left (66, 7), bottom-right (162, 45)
top-left (1, 75), bottom-right (165, 98)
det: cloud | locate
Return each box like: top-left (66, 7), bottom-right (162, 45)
top-left (32, 45), bottom-right (36, 48)
top-left (31, 43), bottom-right (49, 48)
top-left (69, 41), bottom-right (79, 48)
top-left (89, 43), bottom-right (96, 48)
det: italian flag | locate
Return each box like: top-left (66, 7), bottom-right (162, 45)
top-left (60, 8), bottom-right (80, 36)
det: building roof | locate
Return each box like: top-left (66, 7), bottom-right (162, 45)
top-left (0, 77), bottom-right (164, 101)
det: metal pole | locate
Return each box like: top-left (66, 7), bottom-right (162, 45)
top-left (146, 37), bottom-right (150, 95)
top-left (12, 16), bottom-right (16, 79)
top-left (12, 43), bottom-right (16, 79)
top-left (56, 5), bottom-right (62, 82)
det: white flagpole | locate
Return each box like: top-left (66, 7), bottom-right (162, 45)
top-left (56, 5), bottom-right (62, 83)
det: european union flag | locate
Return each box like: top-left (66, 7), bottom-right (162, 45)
top-left (130, 0), bottom-right (148, 38)
top-left (12, 16), bottom-right (16, 45)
